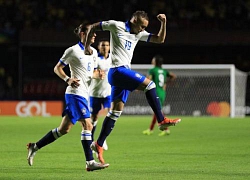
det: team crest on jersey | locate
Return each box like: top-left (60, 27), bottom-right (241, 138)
top-left (135, 73), bottom-right (142, 79)
top-left (81, 107), bottom-right (87, 115)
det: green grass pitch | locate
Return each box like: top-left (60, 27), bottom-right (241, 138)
top-left (0, 115), bottom-right (250, 180)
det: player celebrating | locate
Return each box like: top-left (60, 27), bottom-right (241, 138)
top-left (89, 39), bottom-right (111, 150)
top-left (142, 55), bottom-right (177, 136)
top-left (84, 11), bottom-right (181, 164)
top-left (26, 23), bottom-right (109, 171)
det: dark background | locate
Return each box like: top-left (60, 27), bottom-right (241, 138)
top-left (0, 0), bottom-right (250, 113)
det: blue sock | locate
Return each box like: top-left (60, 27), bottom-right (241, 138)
top-left (81, 130), bottom-right (94, 161)
top-left (145, 88), bottom-right (164, 123)
top-left (36, 128), bottom-right (62, 149)
top-left (97, 116), bottom-right (115, 146)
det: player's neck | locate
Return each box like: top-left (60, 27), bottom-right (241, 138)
top-left (101, 52), bottom-right (109, 59)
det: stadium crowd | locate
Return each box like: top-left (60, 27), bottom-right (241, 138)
top-left (1, 0), bottom-right (250, 38)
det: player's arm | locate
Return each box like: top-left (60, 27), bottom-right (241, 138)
top-left (149, 14), bottom-right (166, 44)
top-left (166, 72), bottom-right (176, 89)
top-left (54, 62), bottom-right (80, 88)
top-left (84, 22), bottom-right (102, 55)
top-left (147, 74), bottom-right (153, 80)
top-left (168, 72), bottom-right (177, 81)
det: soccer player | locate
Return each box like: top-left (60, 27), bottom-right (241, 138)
top-left (142, 55), bottom-right (177, 136)
top-left (84, 11), bottom-right (181, 164)
top-left (89, 39), bottom-right (111, 150)
top-left (26, 23), bottom-right (109, 171)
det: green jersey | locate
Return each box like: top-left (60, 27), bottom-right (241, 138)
top-left (148, 67), bottom-right (170, 106)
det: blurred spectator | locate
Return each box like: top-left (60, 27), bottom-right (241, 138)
top-left (0, 0), bottom-right (249, 38)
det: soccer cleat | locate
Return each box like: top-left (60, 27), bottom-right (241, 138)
top-left (142, 129), bottom-right (153, 135)
top-left (27, 143), bottom-right (37, 166)
top-left (86, 160), bottom-right (109, 171)
top-left (103, 140), bottom-right (108, 151)
top-left (158, 128), bottom-right (171, 136)
top-left (90, 141), bottom-right (105, 164)
top-left (158, 117), bottom-right (181, 131)
top-left (93, 140), bottom-right (107, 159)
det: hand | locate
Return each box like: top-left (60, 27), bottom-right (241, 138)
top-left (99, 70), bottom-right (106, 80)
top-left (67, 78), bottom-right (80, 88)
top-left (84, 47), bottom-right (93, 55)
top-left (157, 14), bottom-right (167, 23)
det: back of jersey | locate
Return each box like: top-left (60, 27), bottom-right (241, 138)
top-left (148, 67), bottom-right (169, 94)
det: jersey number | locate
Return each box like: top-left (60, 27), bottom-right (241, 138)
top-left (125, 40), bottom-right (132, 50)
top-left (87, 62), bottom-right (91, 71)
top-left (158, 74), bottom-right (164, 87)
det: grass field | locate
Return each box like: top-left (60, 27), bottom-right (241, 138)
top-left (0, 115), bottom-right (249, 180)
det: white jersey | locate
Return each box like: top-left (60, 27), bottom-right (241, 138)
top-left (89, 53), bottom-right (111, 98)
top-left (60, 42), bottom-right (98, 99)
top-left (101, 20), bottom-right (151, 68)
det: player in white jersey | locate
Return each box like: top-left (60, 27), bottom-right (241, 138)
top-left (84, 11), bottom-right (181, 164)
top-left (26, 23), bottom-right (109, 171)
top-left (89, 39), bottom-right (111, 150)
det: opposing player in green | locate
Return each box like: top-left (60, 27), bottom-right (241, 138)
top-left (143, 55), bottom-right (176, 136)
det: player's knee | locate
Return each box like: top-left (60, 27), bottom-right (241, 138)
top-left (144, 81), bottom-right (156, 92)
top-left (107, 110), bottom-right (122, 121)
top-left (85, 119), bottom-right (94, 130)
top-left (91, 114), bottom-right (98, 122)
top-left (58, 127), bottom-right (70, 135)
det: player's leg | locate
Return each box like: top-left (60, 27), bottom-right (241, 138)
top-left (79, 119), bottom-right (109, 171)
top-left (91, 111), bottom-right (109, 151)
top-left (157, 93), bottom-right (171, 136)
top-left (92, 67), bottom-right (130, 149)
top-left (67, 94), bottom-right (109, 171)
top-left (142, 114), bottom-right (156, 135)
top-left (91, 66), bottom-right (143, 163)
top-left (91, 82), bottom-right (128, 163)
top-left (150, 115), bottom-right (157, 130)
top-left (91, 98), bottom-right (124, 164)
top-left (27, 114), bottom-right (73, 166)
top-left (89, 96), bottom-right (102, 141)
top-left (101, 96), bottom-right (111, 150)
top-left (137, 78), bottom-right (181, 129)
top-left (90, 97), bottom-right (110, 150)
top-left (107, 67), bottom-right (179, 128)
top-left (79, 118), bottom-right (94, 162)
top-left (108, 67), bottom-right (180, 129)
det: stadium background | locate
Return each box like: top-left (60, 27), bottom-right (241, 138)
top-left (0, 0), bottom-right (250, 116)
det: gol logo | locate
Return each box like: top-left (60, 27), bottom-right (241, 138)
top-left (206, 101), bottom-right (230, 117)
top-left (15, 101), bottom-right (50, 117)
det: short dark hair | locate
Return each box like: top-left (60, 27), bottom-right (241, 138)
top-left (153, 55), bottom-right (164, 67)
top-left (98, 39), bottom-right (110, 46)
top-left (74, 23), bottom-right (89, 36)
top-left (98, 38), bottom-right (109, 43)
top-left (132, 11), bottom-right (149, 21)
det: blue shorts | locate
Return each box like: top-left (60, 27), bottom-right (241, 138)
top-left (89, 96), bottom-right (111, 114)
top-left (62, 94), bottom-right (90, 124)
top-left (108, 66), bottom-right (146, 103)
